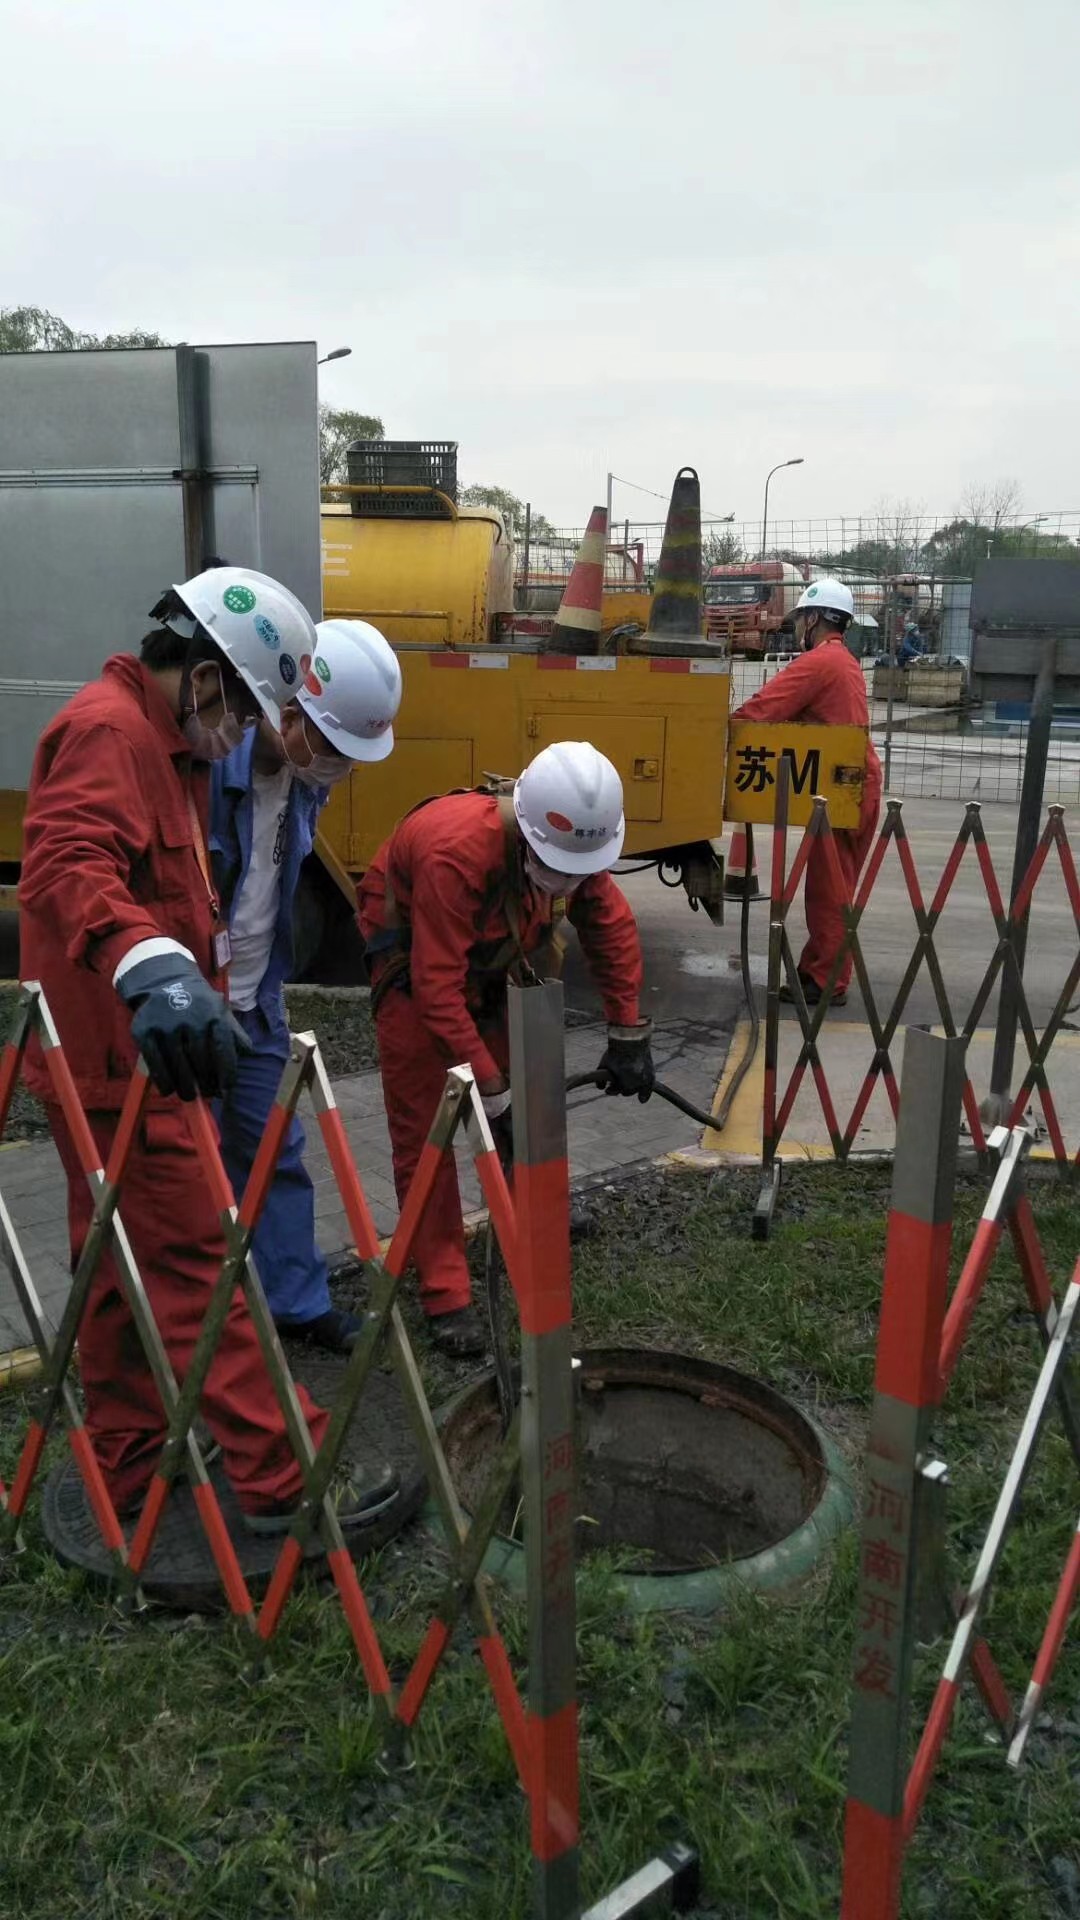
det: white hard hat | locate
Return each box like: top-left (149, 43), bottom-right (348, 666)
top-left (298, 619), bottom-right (402, 762)
top-left (167, 566), bottom-right (318, 724)
top-left (514, 740), bottom-right (626, 876)
top-left (793, 577), bottom-right (855, 620)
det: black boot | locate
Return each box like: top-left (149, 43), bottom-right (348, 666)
top-left (427, 1306), bottom-right (487, 1358)
top-left (779, 971), bottom-right (847, 1009)
top-left (275, 1307), bottom-right (363, 1354)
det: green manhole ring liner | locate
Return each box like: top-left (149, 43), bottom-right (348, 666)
top-left (432, 1345), bottom-right (854, 1614)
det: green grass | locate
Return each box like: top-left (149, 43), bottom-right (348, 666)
top-left (0, 1165), bottom-right (1078, 1918)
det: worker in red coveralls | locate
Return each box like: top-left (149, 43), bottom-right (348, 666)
top-left (358, 742), bottom-right (654, 1357)
top-left (19, 566), bottom-right (398, 1534)
top-left (732, 578), bottom-right (882, 1007)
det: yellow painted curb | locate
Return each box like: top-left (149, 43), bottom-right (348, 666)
top-left (697, 1017), bottom-right (1080, 1166)
top-left (0, 1345), bottom-right (41, 1389)
top-left (702, 1014), bottom-right (765, 1159)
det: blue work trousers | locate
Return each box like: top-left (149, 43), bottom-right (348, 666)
top-left (216, 1001), bottom-right (331, 1326)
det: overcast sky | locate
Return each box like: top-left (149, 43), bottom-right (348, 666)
top-left (3, 0), bottom-right (1077, 528)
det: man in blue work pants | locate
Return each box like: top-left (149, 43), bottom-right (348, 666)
top-left (210, 617), bottom-right (402, 1354)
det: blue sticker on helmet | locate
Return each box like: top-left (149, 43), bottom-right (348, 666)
top-left (279, 653), bottom-right (297, 686)
top-left (254, 614), bottom-right (280, 650)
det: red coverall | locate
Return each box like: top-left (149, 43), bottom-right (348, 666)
top-left (18, 655), bottom-right (328, 1517)
top-left (733, 640), bottom-right (883, 993)
top-left (357, 792), bottom-right (643, 1315)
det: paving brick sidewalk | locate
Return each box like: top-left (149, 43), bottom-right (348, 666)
top-left (0, 1017), bottom-right (725, 1352)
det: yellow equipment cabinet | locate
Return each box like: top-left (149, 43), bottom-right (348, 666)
top-left (321, 501), bottom-right (513, 648)
top-left (314, 645), bottom-right (730, 878)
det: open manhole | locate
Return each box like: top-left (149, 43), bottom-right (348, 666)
top-left (438, 1347), bottom-right (853, 1613)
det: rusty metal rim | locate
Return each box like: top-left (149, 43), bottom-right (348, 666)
top-left (433, 1346), bottom-right (855, 1615)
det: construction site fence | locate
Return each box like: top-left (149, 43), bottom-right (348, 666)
top-left (840, 1025), bottom-right (1080, 1917)
top-left (0, 979), bottom-right (697, 1920)
top-left (759, 790), bottom-right (1080, 1185)
top-left (523, 509), bottom-right (1080, 580)
top-left (732, 657), bottom-right (1080, 809)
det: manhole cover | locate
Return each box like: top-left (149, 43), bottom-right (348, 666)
top-left (41, 1343), bottom-right (426, 1610)
top-left (439, 1347), bottom-right (852, 1608)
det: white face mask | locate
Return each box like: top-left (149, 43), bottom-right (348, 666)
top-left (182, 666), bottom-right (249, 762)
top-left (525, 851), bottom-right (581, 897)
top-left (284, 712), bottom-right (353, 790)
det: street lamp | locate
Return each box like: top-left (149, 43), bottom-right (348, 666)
top-left (318, 346), bottom-right (352, 366)
top-left (761, 457), bottom-right (804, 562)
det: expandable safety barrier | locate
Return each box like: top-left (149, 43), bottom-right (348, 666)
top-left (0, 980), bottom-right (697, 1920)
top-left (756, 778), bottom-right (1080, 1233)
top-left (840, 1027), bottom-right (1080, 1919)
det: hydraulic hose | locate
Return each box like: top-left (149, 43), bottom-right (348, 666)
top-left (564, 1072), bottom-right (718, 1132)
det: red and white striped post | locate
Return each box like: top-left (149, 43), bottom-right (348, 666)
top-left (507, 980), bottom-right (580, 1919)
top-left (841, 1025), bottom-right (967, 1920)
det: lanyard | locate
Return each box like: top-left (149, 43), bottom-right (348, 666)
top-left (186, 786), bottom-right (219, 917)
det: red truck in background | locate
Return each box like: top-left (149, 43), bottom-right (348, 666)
top-left (704, 562), bottom-right (937, 655)
top-left (703, 560), bottom-right (809, 655)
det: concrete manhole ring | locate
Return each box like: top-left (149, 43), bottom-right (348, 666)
top-left (436, 1346), bottom-right (854, 1613)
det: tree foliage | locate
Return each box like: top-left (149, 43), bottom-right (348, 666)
top-left (460, 483), bottom-right (553, 539)
top-left (318, 405), bottom-right (385, 487)
top-left (0, 304), bottom-right (167, 352)
top-left (817, 496), bottom-right (925, 575)
top-left (701, 528), bottom-right (746, 568)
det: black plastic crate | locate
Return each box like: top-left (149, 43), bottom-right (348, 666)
top-left (345, 489), bottom-right (456, 520)
top-left (346, 439), bottom-right (458, 501)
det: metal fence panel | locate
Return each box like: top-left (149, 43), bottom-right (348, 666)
top-left (0, 342), bottom-right (320, 790)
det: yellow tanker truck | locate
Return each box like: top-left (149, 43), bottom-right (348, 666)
top-left (298, 456), bottom-right (730, 970)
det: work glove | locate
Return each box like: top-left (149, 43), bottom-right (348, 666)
top-left (117, 955), bottom-right (252, 1102)
top-left (595, 1021), bottom-right (655, 1103)
top-left (481, 1084), bottom-right (515, 1167)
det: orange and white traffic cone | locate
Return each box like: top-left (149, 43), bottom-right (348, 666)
top-left (549, 505), bottom-right (607, 654)
top-left (724, 824), bottom-right (760, 898)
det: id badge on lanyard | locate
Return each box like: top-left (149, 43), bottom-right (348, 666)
top-left (187, 788), bottom-right (231, 973)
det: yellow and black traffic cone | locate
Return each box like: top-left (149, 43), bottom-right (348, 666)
top-left (635, 465), bottom-right (704, 653)
top-left (724, 824), bottom-right (760, 898)
top-left (550, 504), bottom-right (607, 654)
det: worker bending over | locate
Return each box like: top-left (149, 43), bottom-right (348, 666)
top-left (19, 568), bottom-right (398, 1532)
top-left (358, 742), bottom-right (654, 1356)
top-left (212, 617), bottom-right (402, 1355)
top-left (733, 578), bottom-right (882, 1006)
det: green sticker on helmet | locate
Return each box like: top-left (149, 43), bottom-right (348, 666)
top-left (314, 656), bottom-right (331, 683)
top-left (223, 585), bottom-right (256, 615)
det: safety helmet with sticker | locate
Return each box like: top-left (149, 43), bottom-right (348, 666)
top-left (296, 619), bottom-right (403, 762)
top-left (792, 577), bottom-right (855, 620)
top-left (162, 566), bottom-right (318, 724)
top-left (514, 740), bottom-right (625, 876)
